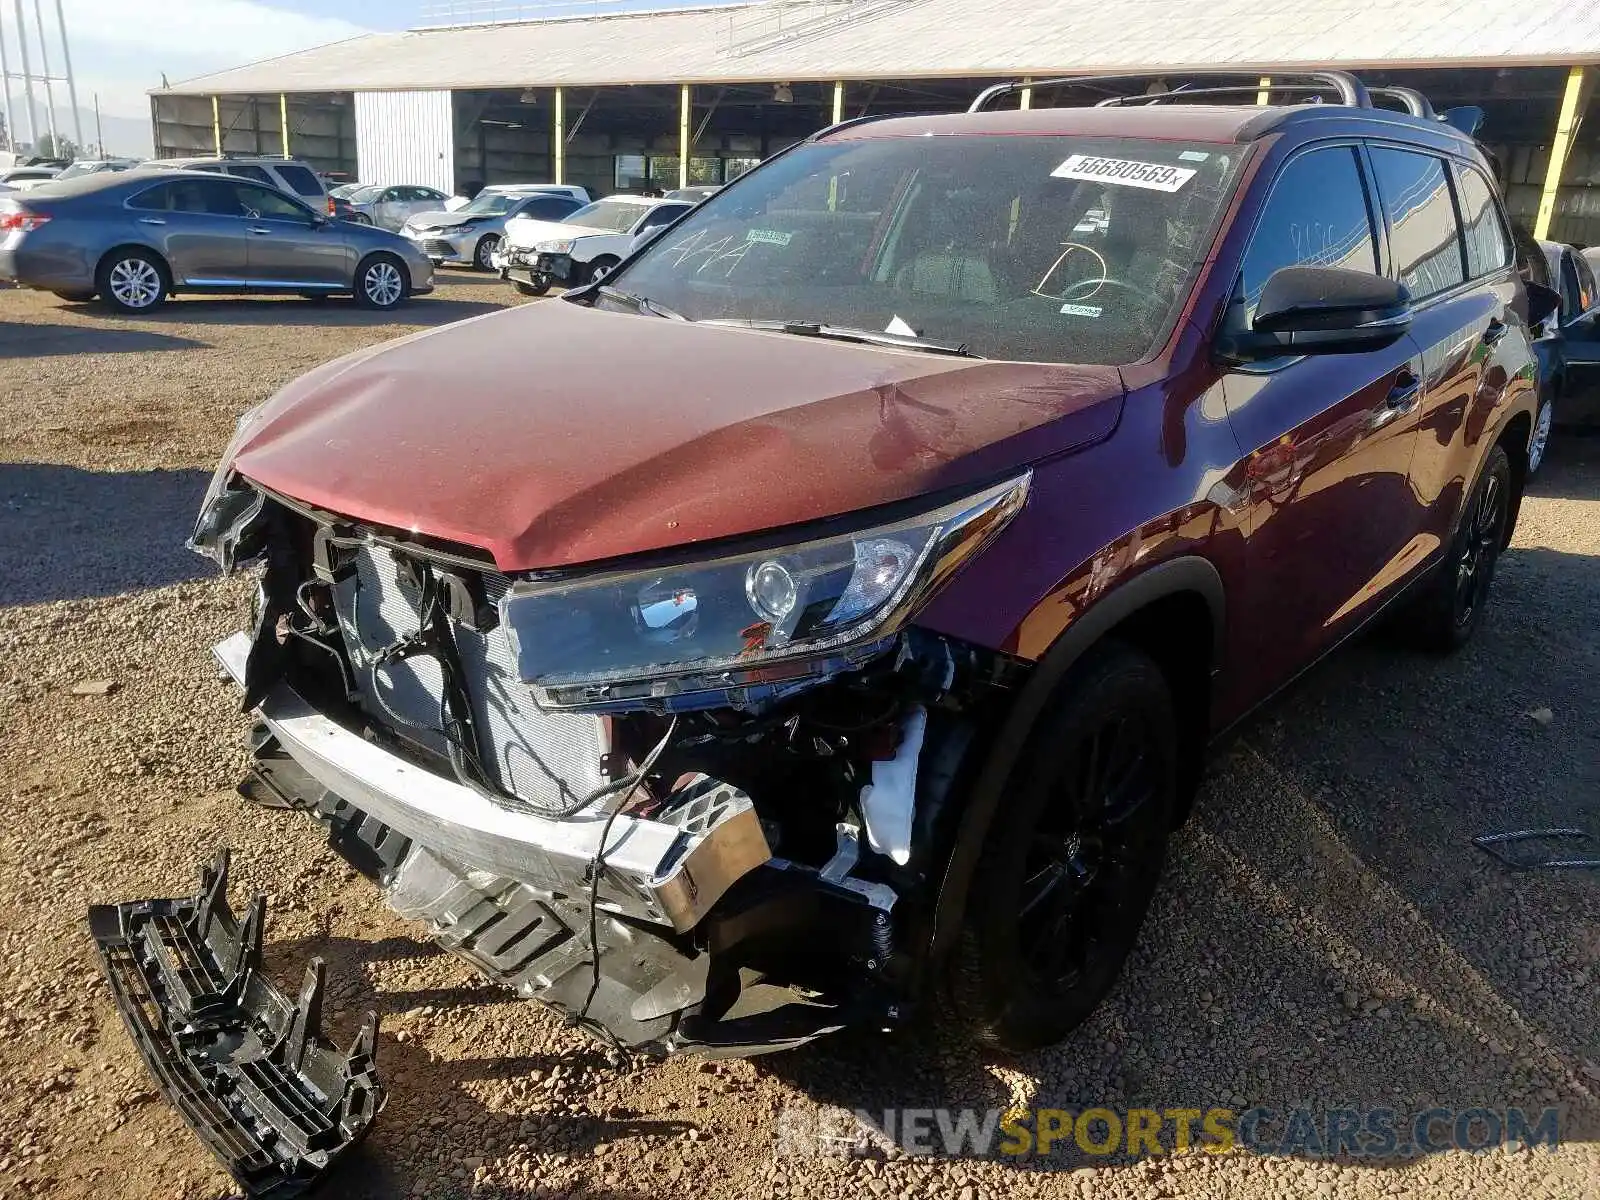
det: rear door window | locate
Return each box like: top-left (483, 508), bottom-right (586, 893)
top-left (228, 164), bottom-right (275, 185)
top-left (524, 196), bottom-right (581, 220)
top-left (275, 163), bottom-right (324, 197)
top-left (1455, 165), bottom-right (1513, 278)
top-left (1239, 145), bottom-right (1379, 324)
top-left (1368, 146), bottom-right (1466, 299)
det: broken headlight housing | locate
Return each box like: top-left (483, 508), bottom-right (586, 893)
top-left (188, 405), bottom-right (270, 572)
top-left (502, 473), bottom-right (1030, 709)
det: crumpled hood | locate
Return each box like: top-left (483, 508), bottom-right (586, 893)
top-left (406, 209), bottom-right (484, 232)
top-left (503, 217), bottom-right (606, 248)
top-left (230, 302), bottom-right (1125, 572)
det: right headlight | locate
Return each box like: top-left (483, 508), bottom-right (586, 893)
top-left (501, 473), bottom-right (1030, 709)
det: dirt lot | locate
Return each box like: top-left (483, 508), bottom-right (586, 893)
top-left (1, 277), bottom-right (1597, 1200)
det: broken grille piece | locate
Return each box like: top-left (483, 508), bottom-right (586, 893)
top-left (87, 849), bottom-right (382, 1198)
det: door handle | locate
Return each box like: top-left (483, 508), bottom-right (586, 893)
top-left (1482, 318), bottom-right (1509, 346)
top-left (136, 217), bottom-right (166, 226)
top-left (248, 227), bottom-right (272, 236)
top-left (1370, 369), bottom-right (1422, 430)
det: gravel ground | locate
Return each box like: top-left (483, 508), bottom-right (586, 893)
top-left (1, 278), bottom-right (1597, 1200)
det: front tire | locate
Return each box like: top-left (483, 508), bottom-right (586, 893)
top-left (1408, 443), bottom-right (1512, 653)
top-left (514, 278), bottom-right (550, 297)
top-left (474, 234), bottom-right (501, 271)
top-left (584, 256), bottom-right (619, 286)
top-left (96, 249), bottom-right (169, 314)
top-left (353, 253), bottom-right (409, 311)
top-left (952, 642), bottom-right (1176, 1053)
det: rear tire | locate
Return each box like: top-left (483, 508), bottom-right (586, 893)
top-left (951, 642), bottom-right (1176, 1052)
top-left (353, 253), bottom-right (410, 311)
top-left (1407, 444), bottom-right (1512, 653)
top-left (95, 249), bottom-right (169, 314)
top-left (1528, 390), bottom-right (1554, 475)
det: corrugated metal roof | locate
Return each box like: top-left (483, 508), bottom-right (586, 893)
top-left (157, 0), bottom-right (1600, 96)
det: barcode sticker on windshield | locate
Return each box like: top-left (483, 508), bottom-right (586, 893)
top-left (1051, 154), bottom-right (1197, 193)
top-left (747, 229), bottom-right (793, 246)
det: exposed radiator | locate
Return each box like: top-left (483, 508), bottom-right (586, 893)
top-left (333, 545), bottom-right (609, 814)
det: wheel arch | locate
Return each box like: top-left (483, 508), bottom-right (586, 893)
top-left (1494, 408), bottom-right (1532, 548)
top-left (95, 242), bottom-right (175, 287)
top-left (926, 555), bottom-right (1224, 966)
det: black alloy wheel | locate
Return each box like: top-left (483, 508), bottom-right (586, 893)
top-left (953, 642), bottom-right (1177, 1052)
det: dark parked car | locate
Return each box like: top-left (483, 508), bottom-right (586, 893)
top-left (1539, 239), bottom-right (1600, 437)
top-left (99, 71), bottom-right (1545, 1192)
top-left (0, 170), bottom-right (434, 312)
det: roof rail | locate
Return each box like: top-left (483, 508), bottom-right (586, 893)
top-left (969, 71), bottom-right (1372, 113)
top-left (1371, 86), bottom-right (1435, 119)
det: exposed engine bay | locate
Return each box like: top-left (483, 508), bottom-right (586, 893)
top-left (215, 491), bottom-right (1026, 1058)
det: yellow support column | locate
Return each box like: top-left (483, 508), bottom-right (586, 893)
top-left (279, 93), bottom-right (289, 158)
top-left (553, 87), bottom-right (564, 185)
top-left (832, 80), bottom-right (844, 125)
top-left (1020, 77), bottom-right (1032, 110)
top-left (1535, 66), bottom-right (1587, 240)
top-left (1256, 76), bottom-right (1272, 106)
top-left (679, 84), bottom-right (691, 190)
top-left (211, 95), bottom-right (221, 155)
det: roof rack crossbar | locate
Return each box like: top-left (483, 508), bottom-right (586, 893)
top-left (969, 70), bottom-right (1372, 113)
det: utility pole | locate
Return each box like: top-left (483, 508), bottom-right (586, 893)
top-left (30, 0), bottom-right (59, 156)
top-left (52, 0), bottom-right (80, 149)
top-left (94, 91), bottom-right (102, 157)
top-left (11, 0), bottom-right (37, 153)
top-left (0, 19), bottom-right (16, 156)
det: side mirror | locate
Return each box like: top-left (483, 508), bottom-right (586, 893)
top-left (1525, 281), bottom-right (1561, 330)
top-left (1218, 266), bottom-right (1412, 362)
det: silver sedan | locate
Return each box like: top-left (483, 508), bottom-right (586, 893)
top-left (0, 170), bottom-right (434, 312)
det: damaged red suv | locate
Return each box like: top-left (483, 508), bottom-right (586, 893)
top-left (95, 69), bottom-right (1545, 1192)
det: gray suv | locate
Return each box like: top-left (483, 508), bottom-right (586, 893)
top-left (0, 171), bottom-right (434, 312)
top-left (153, 156), bottom-right (331, 216)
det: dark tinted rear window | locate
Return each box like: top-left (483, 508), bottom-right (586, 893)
top-left (1368, 147), bottom-right (1465, 299)
top-left (275, 164), bottom-right (324, 197)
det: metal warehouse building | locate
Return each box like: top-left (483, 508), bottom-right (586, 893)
top-left (151, 0), bottom-right (1600, 243)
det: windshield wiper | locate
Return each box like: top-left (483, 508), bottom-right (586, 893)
top-left (596, 285), bottom-right (689, 322)
top-left (700, 318), bottom-right (983, 358)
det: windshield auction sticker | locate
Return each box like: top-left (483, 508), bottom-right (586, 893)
top-left (1052, 154), bottom-right (1197, 192)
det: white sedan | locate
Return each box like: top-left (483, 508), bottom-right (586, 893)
top-left (496, 195), bottom-right (695, 295)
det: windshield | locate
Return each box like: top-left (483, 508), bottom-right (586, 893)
top-left (463, 191), bottom-right (522, 215)
top-left (564, 198), bottom-right (651, 233)
top-left (615, 135), bottom-right (1245, 364)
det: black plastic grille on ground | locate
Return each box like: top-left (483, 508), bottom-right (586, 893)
top-left (87, 849), bottom-right (382, 1198)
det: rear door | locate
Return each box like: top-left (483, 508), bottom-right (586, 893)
top-left (126, 178), bottom-right (251, 284)
top-left (1221, 143), bottom-right (1426, 691)
top-left (1369, 148), bottom-right (1527, 552)
top-left (232, 182), bottom-right (350, 286)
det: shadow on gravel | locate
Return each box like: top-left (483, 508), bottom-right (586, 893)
top-left (264, 929), bottom-right (693, 1200)
top-left (1526, 433), bottom-right (1600, 502)
top-left (61, 292), bottom-right (505, 329)
top-left (0, 322), bottom-right (209, 357)
top-left (0, 463), bottom-right (210, 605)
top-left (760, 540), bottom-right (1600, 1174)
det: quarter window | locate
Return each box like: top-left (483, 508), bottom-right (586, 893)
top-left (275, 164), bottom-right (324, 197)
top-left (1240, 146), bottom-right (1379, 324)
top-left (1368, 147), bottom-right (1465, 299)
top-left (1455, 166), bottom-right (1512, 278)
